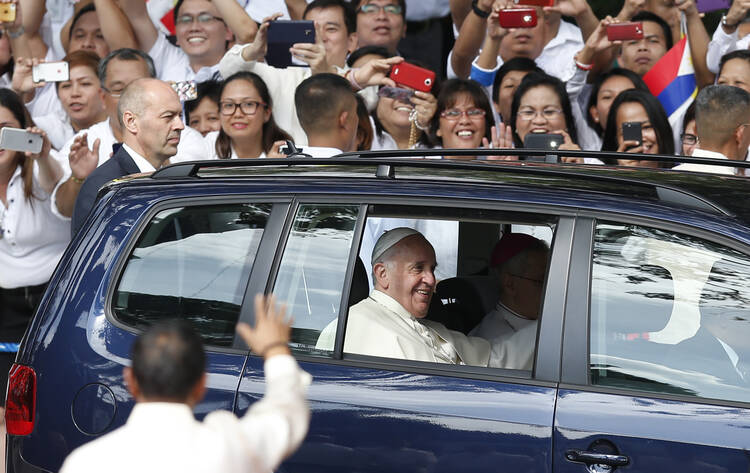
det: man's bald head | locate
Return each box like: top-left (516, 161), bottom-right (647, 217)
top-left (117, 78), bottom-right (174, 128)
top-left (695, 85), bottom-right (750, 150)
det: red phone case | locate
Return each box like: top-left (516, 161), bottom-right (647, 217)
top-left (498, 8), bottom-right (538, 29)
top-left (516, 0), bottom-right (554, 7)
top-left (390, 62), bottom-right (435, 93)
top-left (606, 22), bottom-right (644, 41)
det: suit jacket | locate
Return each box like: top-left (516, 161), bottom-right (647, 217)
top-left (71, 144), bottom-right (137, 236)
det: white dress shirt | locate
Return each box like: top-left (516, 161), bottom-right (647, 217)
top-left (706, 25), bottom-right (750, 74)
top-left (121, 144), bottom-right (157, 173)
top-left (672, 148), bottom-right (736, 175)
top-left (0, 165), bottom-right (70, 288)
top-left (470, 301), bottom-right (537, 370)
top-left (149, 33), bottom-right (223, 83)
top-left (300, 146), bottom-right (343, 157)
top-left (203, 130), bottom-right (268, 159)
top-left (318, 290), bottom-right (490, 366)
top-left (60, 354), bottom-right (311, 473)
top-left (33, 113), bottom-right (76, 151)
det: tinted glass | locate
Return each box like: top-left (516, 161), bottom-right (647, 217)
top-left (113, 203), bottom-right (271, 346)
top-left (590, 222), bottom-right (750, 402)
top-left (273, 204), bottom-right (359, 354)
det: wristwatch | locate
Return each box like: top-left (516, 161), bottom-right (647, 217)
top-left (471, 0), bottom-right (490, 19)
top-left (722, 14), bottom-right (739, 29)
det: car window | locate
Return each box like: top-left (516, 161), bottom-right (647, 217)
top-left (273, 204), bottom-right (359, 355)
top-left (112, 203), bottom-right (271, 346)
top-left (317, 204), bottom-right (556, 372)
top-left (590, 221), bottom-right (750, 403)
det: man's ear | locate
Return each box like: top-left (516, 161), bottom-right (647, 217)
top-left (339, 109), bottom-right (350, 130)
top-left (373, 262), bottom-right (389, 290)
top-left (123, 366), bottom-right (139, 399)
top-left (122, 110), bottom-right (139, 135)
top-left (187, 373), bottom-right (207, 407)
top-left (347, 32), bottom-right (358, 55)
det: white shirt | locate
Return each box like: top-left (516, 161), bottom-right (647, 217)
top-left (121, 144), bottom-right (157, 172)
top-left (242, 0), bottom-right (314, 22)
top-left (33, 113), bottom-right (76, 151)
top-left (60, 355), bottom-right (311, 473)
top-left (448, 20), bottom-right (583, 82)
top-left (0, 165), bottom-right (70, 288)
top-left (404, 0), bottom-right (450, 22)
top-left (300, 146), bottom-right (343, 157)
top-left (470, 301), bottom-right (537, 370)
top-left (203, 130), bottom-right (267, 159)
top-left (672, 148), bottom-right (736, 175)
top-left (149, 33), bottom-right (223, 83)
top-left (706, 25), bottom-right (750, 74)
top-left (318, 290), bottom-right (490, 366)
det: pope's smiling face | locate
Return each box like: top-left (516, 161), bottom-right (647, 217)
top-left (378, 235), bottom-right (437, 318)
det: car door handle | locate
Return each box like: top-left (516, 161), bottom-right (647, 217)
top-left (565, 449), bottom-right (630, 467)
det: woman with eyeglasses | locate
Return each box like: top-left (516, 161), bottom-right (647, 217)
top-left (680, 102), bottom-right (698, 157)
top-left (371, 82), bottom-right (437, 150)
top-left (205, 72), bottom-right (292, 159)
top-left (428, 78), bottom-right (499, 160)
top-left (601, 89), bottom-right (674, 168)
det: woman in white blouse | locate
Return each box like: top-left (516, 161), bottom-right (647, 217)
top-left (205, 71), bottom-right (291, 159)
top-left (0, 88), bottom-right (68, 418)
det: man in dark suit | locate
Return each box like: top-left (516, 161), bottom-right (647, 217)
top-left (71, 78), bottom-right (184, 235)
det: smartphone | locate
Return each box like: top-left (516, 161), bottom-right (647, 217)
top-left (606, 22), bottom-right (644, 42)
top-left (524, 133), bottom-right (563, 150)
top-left (266, 20), bottom-right (315, 68)
top-left (390, 62), bottom-right (435, 92)
top-left (378, 86), bottom-right (415, 103)
top-left (0, 3), bottom-right (16, 23)
top-left (515, 0), bottom-right (554, 6)
top-left (696, 0), bottom-right (730, 12)
top-left (170, 80), bottom-right (197, 101)
top-left (499, 8), bottom-right (538, 29)
top-left (32, 61), bottom-right (69, 83)
top-left (622, 122), bottom-right (642, 147)
top-left (0, 127), bottom-right (43, 154)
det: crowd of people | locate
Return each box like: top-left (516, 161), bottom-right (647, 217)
top-left (3, 0), bottom-right (750, 461)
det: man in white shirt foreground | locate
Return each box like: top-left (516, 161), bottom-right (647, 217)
top-left (674, 85), bottom-right (750, 175)
top-left (71, 78), bottom-right (185, 234)
top-left (60, 294), bottom-right (311, 473)
top-left (470, 233), bottom-right (549, 371)
top-left (338, 227), bottom-right (491, 365)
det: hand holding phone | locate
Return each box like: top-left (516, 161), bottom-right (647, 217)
top-left (390, 62), bottom-right (435, 92)
top-left (498, 8), bottom-right (538, 29)
top-left (0, 127), bottom-right (43, 154)
top-left (622, 122), bottom-right (642, 150)
top-left (32, 61), bottom-right (69, 83)
top-left (606, 22), bottom-right (644, 42)
top-left (266, 20), bottom-right (315, 68)
top-left (524, 133), bottom-right (563, 150)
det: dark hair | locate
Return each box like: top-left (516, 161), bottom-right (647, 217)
top-left (509, 72), bottom-right (578, 148)
top-left (682, 100), bottom-right (696, 135)
top-left (295, 73), bottom-right (357, 135)
top-left (216, 72), bottom-right (291, 158)
top-left (695, 84), bottom-right (750, 146)
top-left (719, 49), bottom-right (750, 76)
top-left (0, 89), bottom-right (35, 201)
top-left (355, 93), bottom-right (373, 150)
top-left (130, 320), bottom-right (206, 401)
top-left (491, 57), bottom-right (543, 105)
top-left (56, 50), bottom-right (101, 93)
top-left (304, 0), bottom-right (357, 35)
top-left (354, 0), bottom-right (406, 18)
top-left (429, 78), bottom-right (495, 147)
top-left (631, 11), bottom-right (673, 51)
top-left (69, 3), bottom-right (97, 41)
top-left (585, 68), bottom-right (650, 136)
top-left (185, 80), bottom-right (221, 126)
top-left (346, 45), bottom-right (392, 68)
top-left (98, 48), bottom-right (156, 85)
top-left (601, 88), bottom-right (674, 156)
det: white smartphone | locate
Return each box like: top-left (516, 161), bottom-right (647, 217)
top-left (32, 61), bottom-right (70, 83)
top-left (0, 128), bottom-right (43, 154)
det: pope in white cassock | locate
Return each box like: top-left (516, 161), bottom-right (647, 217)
top-left (317, 227), bottom-right (491, 366)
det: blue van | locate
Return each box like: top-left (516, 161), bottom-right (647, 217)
top-left (8, 153), bottom-right (750, 473)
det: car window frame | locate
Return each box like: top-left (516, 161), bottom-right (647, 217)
top-left (256, 194), bottom-right (576, 385)
top-left (105, 195), bottom-right (292, 355)
top-left (561, 209), bottom-right (750, 409)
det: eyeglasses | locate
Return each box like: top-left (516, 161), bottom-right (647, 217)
top-left (440, 108), bottom-right (486, 120)
top-left (518, 107), bottom-right (563, 121)
top-left (357, 3), bottom-right (403, 15)
top-left (219, 100), bottom-right (267, 116)
top-left (102, 86), bottom-right (124, 98)
top-left (175, 13), bottom-right (223, 26)
top-left (681, 133), bottom-right (698, 145)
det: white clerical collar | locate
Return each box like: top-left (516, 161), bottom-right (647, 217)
top-left (691, 148), bottom-right (729, 161)
top-left (495, 300), bottom-right (536, 332)
top-left (122, 143), bottom-right (157, 173)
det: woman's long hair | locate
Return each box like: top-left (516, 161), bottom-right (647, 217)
top-left (0, 88), bottom-right (35, 201)
top-left (601, 89), bottom-right (674, 156)
top-left (215, 72), bottom-right (291, 158)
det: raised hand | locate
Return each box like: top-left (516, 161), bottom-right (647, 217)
top-left (236, 294), bottom-right (292, 359)
top-left (410, 91), bottom-right (437, 131)
top-left (241, 12), bottom-right (284, 62)
top-left (290, 19), bottom-right (330, 74)
top-left (68, 133), bottom-right (100, 181)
